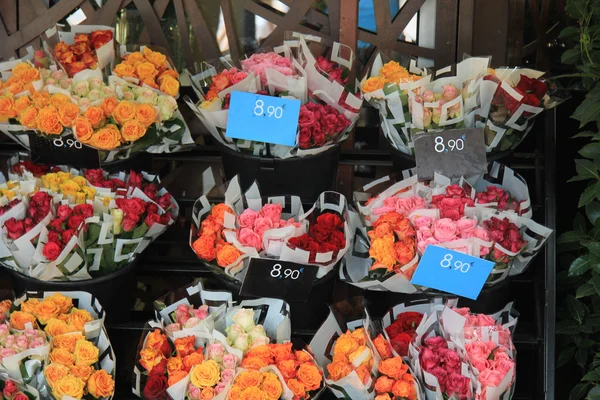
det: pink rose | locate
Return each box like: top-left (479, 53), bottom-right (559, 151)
top-left (468, 227), bottom-right (490, 241)
top-left (238, 208), bottom-right (260, 228)
top-left (493, 350), bottom-right (511, 362)
top-left (215, 382), bottom-right (227, 394)
top-left (175, 304), bottom-right (189, 321)
top-left (57, 205), bottom-right (72, 220)
top-left (373, 204), bottom-right (396, 215)
top-left (417, 237), bottom-right (439, 254)
top-left (425, 336), bottom-right (447, 350)
top-left (4, 335), bottom-right (15, 348)
top-left (187, 383), bottom-right (202, 400)
top-left (298, 108), bottom-right (316, 128)
top-left (221, 368), bottom-right (235, 383)
top-left (193, 305), bottom-right (209, 320)
top-left (422, 90), bottom-right (435, 103)
top-left (453, 307), bottom-right (470, 316)
top-left (29, 337), bottom-right (44, 349)
top-left (478, 369), bottom-right (504, 387)
top-left (456, 218), bottom-right (477, 237)
top-left (420, 347), bottom-right (440, 371)
top-left (443, 349), bottom-right (461, 372)
top-left (476, 314), bottom-right (497, 326)
top-left (430, 366), bottom-right (448, 391)
top-left (261, 203), bottom-right (283, 224)
top-left (179, 314), bottom-right (190, 326)
top-left (278, 218), bottom-right (301, 229)
top-left (471, 357), bottom-right (490, 372)
top-left (222, 353), bottom-right (238, 369)
top-left (316, 56), bottom-right (334, 72)
top-left (433, 218), bottom-right (458, 242)
top-left (165, 323), bottom-right (181, 335)
top-left (2, 379), bottom-right (18, 397)
top-left (253, 217), bottom-right (274, 236)
top-left (0, 324), bottom-right (9, 341)
top-left (417, 226), bottom-right (434, 241)
top-left (230, 71), bottom-right (248, 84)
top-left (207, 343), bottom-right (224, 360)
top-left (446, 372), bottom-right (471, 397)
top-left (0, 348), bottom-right (16, 360)
top-left (396, 196), bottom-right (426, 216)
top-left (15, 336), bottom-right (28, 351)
top-left (13, 393), bottom-right (29, 400)
top-left (413, 216), bottom-right (432, 229)
top-left (443, 84), bottom-right (459, 101)
top-left (238, 227), bottom-right (262, 251)
top-left (466, 341), bottom-right (492, 360)
top-left (494, 359), bottom-right (514, 376)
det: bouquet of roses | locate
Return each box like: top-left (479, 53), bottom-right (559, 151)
top-left (0, 320), bottom-right (49, 383)
top-left (191, 175), bottom-right (350, 283)
top-left (361, 52), bottom-right (430, 154)
top-left (0, 373), bottom-right (40, 400)
top-left (46, 25), bottom-right (115, 77)
top-left (0, 61), bottom-right (43, 98)
top-left (224, 308), bottom-right (273, 354)
top-left (227, 368), bottom-right (292, 399)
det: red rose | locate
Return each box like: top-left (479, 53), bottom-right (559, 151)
top-left (309, 223), bottom-right (331, 242)
top-left (516, 74), bottom-right (547, 99)
top-left (298, 107), bottom-right (316, 128)
top-left (147, 203), bottom-right (159, 215)
top-left (298, 126), bottom-right (312, 149)
top-left (321, 114), bottom-right (338, 136)
top-left (430, 366), bottom-right (448, 392)
top-left (390, 332), bottom-right (413, 357)
top-left (385, 323), bottom-right (402, 338)
top-left (446, 372), bottom-right (471, 398)
top-left (90, 30), bottom-right (113, 49)
top-left (123, 213), bottom-right (140, 232)
top-left (143, 184), bottom-right (159, 201)
top-left (68, 215), bottom-right (85, 231)
top-left (5, 218), bottom-right (24, 240)
top-left (396, 311), bottom-right (424, 331)
top-left (149, 358), bottom-right (167, 376)
top-left (48, 231), bottom-right (61, 244)
top-left (158, 193), bottom-right (172, 210)
top-left (62, 229), bottom-right (75, 244)
top-left (306, 102), bottom-right (323, 119)
top-left (23, 218), bottom-right (34, 233)
top-left (446, 184), bottom-right (465, 197)
top-left (116, 198), bottom-right (147, 216)
top-left (31, 191), bottom-right (51, 206)
top-left (319, 242), bottom-right (338, 253)
top-left (43, 241), bottom-right (62, 261)
top-left (328, 68), bottom-right (344, 85)
top-left (85, 169), bottom-right (105, 185)
top-left (335, 114), bottom-right (350, 133)
top-left (57, 205), bottom-right (72, 220)
top-left (145, 213), bottom-right (161, 228)
top-left (12, 393), bottom-right (29, 400)
top-left (3, 379), bottom-right (18, 397)
top-left (316, 56), bottom-right (334, 73)
top-left (73, 204), bottom-right (94, 218)
top-left (502, 89), bottom-right (522, 114)
top-left (128, 170), bottom-right (143, 188)
top-left (160, 214), bottom-right (172, 225)
top-left (328, 229), bottom-right (346, 250)
top-left (143, 375), bottom-right (169, 400)
top-left (317, 213), bottom-right (342, 230)
top-left (424, 336), bottom-right (447, 350)
top-left (311, 125), bottom-right (326, 147)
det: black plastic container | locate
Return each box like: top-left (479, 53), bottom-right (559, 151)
top-left (212, 266), bottom-right (338, 330)
top-left (218, 143), bottom-right (341, 203)
top-left (6, 262), bottom-right (139, 324)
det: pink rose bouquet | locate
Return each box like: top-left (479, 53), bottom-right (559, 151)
top-left (0, 321), bottom-right (49, 384)
top-left (430, 184), bottom-right (475, 221)
top-left (164, 304), bottom-right (210, 335)
top-left (410, 82), bottom-right (465, 131)
top-left (372, 196), bottom-right (426, 217)
top-left (411, 216), bottom-right (491, 257)
top-left (466, 340), bottom-right (516, 400)
top-left (236, 203), bottom-right (301, 252)
top-left (241, 52), bottom-right (294, 87)
top-left (0, 376), bottom-right (40, 400)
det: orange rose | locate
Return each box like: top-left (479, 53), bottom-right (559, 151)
top-left (14, 96), bottom-right (31, 114)
top-left (167, 370), bottom-right (188, 387)
top-left (89, 124), bottom-right (122, 150)
top-left (369, 234), bottom-right (397, 270)
top-left (362, 76), bottom-right (386, 93)
top-left (402, 373), bottom-right (414, 383)
top-left (216, 244), bottom-right (242, 267)
top-left (394, 239), bottom-right (415, 266)
top-left (247, 345), bottom-right (273, 361)
top-left (74, 339), bottom-right (99, 366)
top-left (296, 363), bottom-right (321, 391)
top-left (87, 369), bottom-right (115, 398)
top-left (159, 75), bottom-right (180, 97)
top-left (19, 106), bottom-right (39, 129)
top-left (6, 81), bottom-right (24, 95)
top-left (211, 203), bottom-right (234, 225)
top-left (295, 350), bottom-right (313, 364)
top-left (50, 348), bottom-right (76, 366)
top-left (174, 335), bottom-right (195, 358)
top-left (53, 333), bottom-right (86, 353)
top-left (36, 105), bottom-right (63, 135)
top-left (113, 63), bottom-right (135, 77)
top-left (333, 335), bottom-right (359, 357)
top-left (50, 93), bottom-right (71, 108)
top-left (69, 364), bottom-right (94, 381)
top-left (228, 386), bottom-right (242, 400)
top-left (124, 52), bottom-right (145, 65)
top-left (235, 370), bottom-right (262, 390)
top-left (260, 373), bottom-right (283, 400)
top-left (112, 100), bottom-right (137, 125)
top-left (211, 74), bottom-right (230, 92)
top-left (45, 318), bottom-right (75, 337)
top-left (368, 222), bottom-right (393, 241)
top-left (348, 345), bottom-right (371, 367)
top-left (392, 380), bottom-right (415, 399)
top-left (45, 363), bottom-right (70, 387)
top-left (135, 62), bottom-right (158, 80)
top-left (242, 356), bottom-right (269, 370)
top-left (271, 342), bottom-right (294, 362)
top-left (286, 378), bottom-right (305, 398)
top-left (120, 119), bottom-right (147, 142)
top-left (326, 361), bottom-right (352, 381)
top-left (141, 78), bottom-right (159, 89)
top-left (189, 360), bottom-right (220, 388)
top-left (135, 103), bottom-right (157, 127)
top-left (183, 352), bottom-right (204, 371)
top-left (332, 353), bottom-right (348, 364)
top-left (201, 387), bottom-right (217, 400)
top-left (378, 357), bottom-right (408, 380)
top-left (34, 299), bottom-right (61, 324)
top-left (10, 311), bottom-right (36, 330)
top-left (101, 97), bottom-right (119, 117)
top-left (0, 95), bottom-right (16, 118)
top-left (375, 376), bottom-right (394, 394)
top-left (72, 116), bottom-right (94, 142)
top-left (84, 106), bottom-right (106, 129)
top-left (47, 293), bottom-right (73, 314)
top-left (31, 92), bottom-right (51, 108)
top-left (21, 298), bottom-right (39, 314)
top-left (277, 359), bottom-right (297, 379)
top-left (375, 394), bottom-right (392, 400)
top-left (373, 334), bottom-right (393, 360)
top-left (158, 69), bottom-right (179, 82)
top-left (192, 235), bottom-right (217, 262)
top-left (12, 63), bottom-right (33, 79)
top-left (68, 308), bottom-right (93, 332)
top-left (146, 329), bottom-right (168, 351)
top-left (139, 348), bottom-right (164, 372)
top-left (143, 48), bottom-right (167, 68)
top-left (352, 328), bottom-right (368, 345)
top-left (167, 356), bottom-right (184, 374)
top-left (57, 101), bottom-right (80, 126)
top-left (355, 364), bottom-right (370, 385)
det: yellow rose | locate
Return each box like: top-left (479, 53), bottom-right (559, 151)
top-left (34, 299), bottom-right (61, 324)
top-left (159, 75), bottom-right (180, 97)
top-left (59, 180), bottom-right (82, 196)
top-left (362, 76), bottom-right (386, 93)
top-left (82, 185), bottom-right (96, 200)
top-left (120, 119), bottom-right (147, 142)
top-left (71, 176), bottom-right (87, 188)
top-left (19, 106), bottom-right (39, 129)
top-left (190, 360), bottom-right (220, 388)
top-left (74, 339), bottom-right (99, 366)
top-left (53, 333), bottom-right (86, 353)
top-left (50, 348), bottom-right (76, 366)
top-left (52, 376), bottom-right (85, 399)
top-left (57, 172), bottom-right (72, 182)
top-left (74, 192), bottom-right (86, 204)
top-left (89, 125), bottom-right (122, 150)
top-left (47, 293), bottom-right (73, 314)
top-left (41, 173), bottom-right (60, 191)
top-left (1, 189), bottom-right (15, 200)
top-left (87, 369), bottom-right (115, 398)
top-left (113, 63), bottom-right (135, 78)
top-left (68, 308), bottom-right (93, 332)
top-left (135, 62), bottom-right (158, 80)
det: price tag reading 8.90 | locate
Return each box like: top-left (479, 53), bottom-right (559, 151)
top-left (254, 99), bottom-right (284, 119)
top-left (270, 263), bottom-right (303, 280)
top-left (53, 137), bottom-right (83, 149)
top-left (434, 134), bottom-right (466, 153)
top-left (440, 253), bottom-right (472, 273)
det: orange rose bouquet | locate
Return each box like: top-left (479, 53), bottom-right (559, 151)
top-left (47, 26), bottom-right (115, 77)
top-left (227, 368), bottom-right (291, 399)
top-left (112, 46), bottom-right (180, 97)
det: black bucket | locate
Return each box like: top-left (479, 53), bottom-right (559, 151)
top-left (5, 262), bottom-right (139, 324)
top-left (211, 266), bottom-right (338, 330)
top-left (218, 143), bottom-right (341, 203)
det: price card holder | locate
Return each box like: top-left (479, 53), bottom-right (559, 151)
top-left (240, 258), bottom-right (319, 302)
top-left (225, 91), bottom-right (301, 146)
top-left (410, 245), bottom-right (495, 300)
top-left (414, 128), bottom-right (487, 180)
top-left (29, 134), bottom-right (101, 169)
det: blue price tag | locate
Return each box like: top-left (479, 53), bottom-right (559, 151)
top-left (410, 245), bottom-right (495, 300)
top-left (225, 91), bottom-right (301, 146)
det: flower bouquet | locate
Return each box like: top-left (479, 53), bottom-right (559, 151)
top-left (153, 281), bottom-right (233, 342)
top-left (190, 174), bottom-right (350, 284)
top-left (112, 45), bottom-right (180, 98)
top-left (0, 373), bottom-right (40, 400)
top-left (45, 25), bottom-right (115, 77)
top-left (360, 52), bottom-right (430, 155)
top-left (227, 368), bottom-right (294, 399)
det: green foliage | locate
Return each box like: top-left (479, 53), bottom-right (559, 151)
top-left (559, 1), bottom-right (600, 397)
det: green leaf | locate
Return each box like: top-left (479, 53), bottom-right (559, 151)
top-left (559, 231), bottom-right (591, 243)
top-left (568, 295), bottom-right (587, 324)
top-left (576, 213), bottom-right (588, 232)
top-left (563, 48), bottom-right (582, 64)
top-left (573, 131), bottom-right (598, 139)
top-left (572, 95), bottom-right (600, 128)
top-left (593, 274), bottom-right (600, 296)
top-left (587, 385), bottom-right (600, 399)
top-left (559, 347), bottom-right (576, 367)
top-left (578, 282), bottom-right (597, 298)
top-left (577, 348), bottom-right (589, 368)
top-left (581, 183), bottom-right (600, 207)
top-left (557, 319), bottom-right (583, 334)
top-left (587, 242), bottom-right (600, 257)
top-left (576, 159), bottom-right (600, 179)
top-left (565, 0), bottom-right (588, 19)
top-left (581, 144), bottom-right (600, 159)
top-left (571, 383), bottom-right (590, 400)
top-left (571, 256), bottom-right (592, 276)
top-left (587, 202), bottom-right (600, 224)
top-left (583, 371), bottom-right (600, 382)
top-left (559, 26), bottom-right (581, 39)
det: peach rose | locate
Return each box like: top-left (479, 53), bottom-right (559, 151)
top-left (89, 124), bottom-right (122, 150)
top-left (183, 352), bottom-right (205, 371)
top-left (10, 311), bottom-right (36, 330)
top-left (36, 105), bottom-right (63, 135)
top-left (378, 357), bottom-right (408, 380)
top-left (261, 373), bottom-right (283, 400)
top-left (34, 299), bottom-right (61, 324)
top-left (167, 356), bottom-right (184, 374)
top-left (168, 370), bottom-right (188, 387)
top-left (84, 106), bottom-right (106, 129)
top-left (69, 364), bottom-right (94, 381)
top-left (112, 100), bottom-right (137, 125)
top-left (50, 348), bottom-right (76, 366)
top-left (113, 63), bottom-right (135, 77)
top-left (47, 293), bottom-right (73, 314)
top-left (120, 119), bottom-right (147, 142)
top-left (326, 361), bottom-right (352, 381)
top-left (101, 97), bottom-right (119, 117)
top-left (72, 116), bottom-right (94, 142)
top-left (45, 363), bottom-right (70, 387)
top-left (52, 376), bottom-right (85, 399)
top-left (135, 103), bottom-right (157, 127)
top-left (19, 106), bottom-right (39, 129)
top-left (216, 244), bottom-right (242, 268)
top-left (68, 308), bottom-right (93, 332)
top-left (286, 378), bottom-right (305, 398)
top-left (87, 369), bottom-right (115, 398)
top-left (57, 101), bottom-right (80, 126)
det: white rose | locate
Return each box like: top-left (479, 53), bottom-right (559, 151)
top-left (51, 70), bottom-right (66, 80)
top-left (226, 323), bottom-right (244, 343)
top-left (73, 81), bottom-right (90, 97)
top-left (250, 335), bottom-right (270, 349)
top-left (44, 78), bottom-right (57, 86)
top-left (123, 91), bottom-right (135, 101)
top-left (136, 88), bottom-right (158, 105)
top-left (87, 89), bottom-right (103, 102)
top-left (89, 77), bottom-right (103, 90)
top-left (102, 86), bottom-right (115, 97)
top-left (231, 308), bottom-right (255, 332)
top-left (40, 69), bottom-right (51, 80)
top-left (59, 79), bottom-right (72, 90)
top-left (248, 325), bottom-right (266, 342)
top-left (157, 95), bottom-right (177, 121)
top-left (233, 333), bottom-right (249, 352)
top-left (78, 98), bottom-right (91, 109)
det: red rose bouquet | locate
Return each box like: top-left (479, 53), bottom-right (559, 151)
top-left (48, 26), bottom-right (115, 77)
top-left (384, 312), bottom-right (424, 357)
top-left (475, 186), bottom-right (522, 214)
top-left (287, 212), bottom-right (346, 263)
top-left (0, 375), bottom-right (40, 400)
top-left (297, 102), bottom-right (351, 149)
top-left (429, 184), bottom-right (475, 221)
